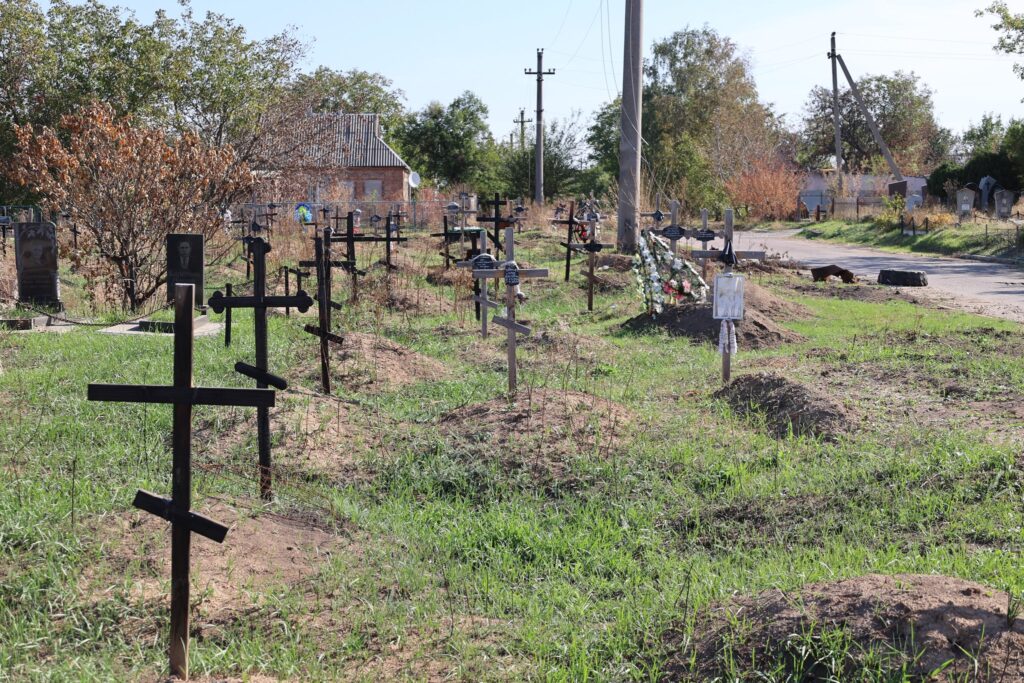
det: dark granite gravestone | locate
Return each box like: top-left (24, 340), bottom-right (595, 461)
top-left (166, 234), bottom-right (204, 308)
top-left (995, 189), bottom-right (1014, 219)
top-left (14, 222), bottom-right (60, 307)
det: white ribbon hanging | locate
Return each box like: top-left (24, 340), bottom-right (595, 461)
top-left (718, 320), bottom-right (738, 355)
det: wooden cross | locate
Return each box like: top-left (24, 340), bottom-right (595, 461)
top-left (472, 226), bottom-right (548, 393)
top-left (475, 194), bottom-right (513, 254)
top-left (456, 228), bottom-right (501, 336)
top-left (299, 226), bottom-right (349, 314)
top-left (207, 237), bottom-right (312, 499)
top-left (554, 201), bottom-right (583, 282)
top-left (687, 209), bottom-right (765, 263)
top-left (641, 193), bottom-right (667, 229)
top-left (88, 284), bottom-right (276, 680)
top-left (280, 265), bottom-right (310, 317)
top-left (0, 218), bottom-right (8, 257)
top-left (651, 200), bottom-right (685, 256)
top-left (302, 229), bottom-right (345, 393)
top-left (578, 212), bottom-right (612, 312)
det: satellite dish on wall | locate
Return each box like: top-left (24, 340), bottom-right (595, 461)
top-left (409, 171), bottom-right (421, 189)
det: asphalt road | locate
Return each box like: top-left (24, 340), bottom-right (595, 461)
top-left (732, 229), bottom-right (1024, 323)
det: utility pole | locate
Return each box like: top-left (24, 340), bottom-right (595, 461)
top-left (514, 108), bottom-right (533, 151)
top-left (834, 50), bottom-right (903, 182)
top-left (525, 49), bottom-right (554, 205)
top-left (829, 32), bottom-right (844, 194)
top-left (617, 0), bottom-right (643, 252)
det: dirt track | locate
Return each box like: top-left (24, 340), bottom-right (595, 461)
top-left (733, 229), bottom-right (1024, 322)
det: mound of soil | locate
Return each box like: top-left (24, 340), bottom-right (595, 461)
top-left (439, 388), bottom-right (634, 484)
top-left (268, 397), bottom-right (377, 482)
top-left (581, 269), bottom-right (634, 292)
top-left (84, 502), bottom-right (350, 625)
top-left (426, 266), bottom-right (470, 288)
top-left (715, 372), bottom-right (853, 440)
top-left (328, 332), bottom-right (448, 391)
top-left (595, 253), bottom-right (635, 272)
top-left (668, 574), bottom-right (1024, 681)
top-left (744, 281), bottom-right (811, 321)
top-left (790, 281), bottom-right (921, 304)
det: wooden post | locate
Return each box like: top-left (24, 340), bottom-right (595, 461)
top-left (223, 283), bottom-right (232, 347)
top-left (88, 284), bottom-right (273, 680)
top-left (443, 215), bottom-right (451, 269)
top-left (300, 228), bottom-right (346, 394)
top-left (283, 267), bottom-right (291, 316)
top-left (553, 202), bottom-right (579, 282)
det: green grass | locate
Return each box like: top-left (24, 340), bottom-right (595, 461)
top-left (1, 231), bottom-right (1023, 680)
top-left (799, 219), bottom-right (1024, 258)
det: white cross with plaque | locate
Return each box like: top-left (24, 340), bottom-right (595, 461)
top-left (456, 228), bottom-right (500, 337)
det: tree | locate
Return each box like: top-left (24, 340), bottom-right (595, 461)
top-left (291, 67), bottom-right (406, 137)
top-left (504, 114), bottom-right (590, 201)
top-left (7, 103), bottom-right (252, 310)
top-left (960, 113), bottom-right (1006, 158)
top-left (586, 99), bottom-right (621, 182)
top-left (978, 1), bottom-right (1024, 85)
top-left (799, 71), bottom-right (951, 176)
top-left (394, 91), bottom-right (496, 188)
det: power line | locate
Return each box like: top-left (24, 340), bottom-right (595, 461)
top-left (559, 1), bottom-right (604, 67)
top-left (547, 0), bottom-right (574, 48)
top-left (598, 0), bottom-right (613, 99)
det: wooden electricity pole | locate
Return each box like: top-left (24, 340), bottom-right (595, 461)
top-left (514, 108), bottom-right (533, 151)
top-left (617, 0), bottom-right (643, 253)
top-left (525, 49), bottom-right (555, 205)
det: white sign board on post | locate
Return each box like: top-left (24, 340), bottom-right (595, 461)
top-left (713, 273), bottom-right (745, 321)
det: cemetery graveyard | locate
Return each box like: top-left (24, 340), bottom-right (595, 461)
top-left (2, 202), bottom-right (1024, 681)
top-left (3, 2), bottom-right (1024, 679)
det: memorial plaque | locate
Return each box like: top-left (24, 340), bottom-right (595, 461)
top-left (712, 273), bottom-right (745, 321)
top-left (995, 189), bottom-right (1014, 219)
top-left (504, 263), bottom-right (520, 286)
top-left (663, 225), bottom-right (684, 240)
top-left (473, 253), bottom-right (498, 270)
top-left (14, 222), bottom-right (60, 306)
top-left (887, 181), bottom-right (908, 198)
top-left (167, 234), bottom-right (204, 308)
top-left (695, 229), bottom-right (716, 243)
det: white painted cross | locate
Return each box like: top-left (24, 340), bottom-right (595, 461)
top-left (472, 226), bottom-right (548, 393)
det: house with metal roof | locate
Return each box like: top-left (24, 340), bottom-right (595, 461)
top-left (257, 112), bottom-right (412, 203)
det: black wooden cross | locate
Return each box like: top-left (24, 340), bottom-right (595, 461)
top-left (0, 218), bottom-right (8, 257)
top-left (280, 265), bottom-right (310, 317)
top-left (555, 201), bottom-right (584, 282)
top-left (301, 228), bottom-right (345, 393)
top-left (641, 193), bottom-right (667, 230)
top-left (207, 237), bottom-right (312, 499)
top-left (577, 211), bottom-right (612, 312)
top-left (474, 194), bottom-right (512, 254)
top-left (88, 284), bottom-right (275, 680)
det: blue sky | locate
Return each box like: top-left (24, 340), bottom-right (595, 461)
top-left (110, 0), bottom-right (1021, 139)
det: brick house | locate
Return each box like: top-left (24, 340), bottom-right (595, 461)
top-left (256, 112), bottom-right (411, 203)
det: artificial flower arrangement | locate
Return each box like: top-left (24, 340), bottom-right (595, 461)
top-left (632, 230), bottom-right (708, 316)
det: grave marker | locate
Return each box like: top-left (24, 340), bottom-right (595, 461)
top-left (14, 221), bottom-right (61, 307)
top-left (166, 234), bottom-right (205, 309)
top-left (456, 228), bottom-right (500, 337)
top-left (712, 215), bottom-right (745, 384)
top-left (472, 226), bottom-right (548, 393)
top-left (956, 188), bottom-right (976, 221)
top-left (302, 229), bottom-right (346, 393)
top-left (88, 284), bottom-right (275, 680)
top-left (555, 201), bottom-right (584, 282)
top-left (207, 237), bottom-right (312, 499)
top-left (475, 194), bottom-right (513, 254)
top-left (995, 189), bottom-right (1015, 219)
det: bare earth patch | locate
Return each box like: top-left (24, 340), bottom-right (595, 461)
top-left (595, 253), bottom-right (635, 272)
top-left (715, 372), bottom-right (853, 440)
top-left (439, 388), bottom-right (635, 484)
top-left (303, 332), bottom-right (448, 393)
top-left (83, 501), bottom-right (352, 629)
top-left (666, 574), bottom-right (1024, 681)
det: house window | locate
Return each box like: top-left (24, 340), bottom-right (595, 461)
top-left (363, 180), bottom-right (383, 200)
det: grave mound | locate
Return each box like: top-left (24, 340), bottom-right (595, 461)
top-left (84, 502), bottom-right (350, 627)
top-left (595, 253), bottom-right (635, 272)
top-left (439, 388), bottom-right (634, 485)
top-left (326, 332), bottom-right (448, 391)
top-left (425, 266), bottom-right (470, 288)
top-left (664, 574), bottom-right (1024, 681)
top-left (621, 282), bottom-right (806, 350)
top-left (715, 372), bottom-right (852, 440)
top-left (789, 280), bottom-right (923, 304)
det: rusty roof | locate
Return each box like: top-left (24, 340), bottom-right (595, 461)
top-left (266, 113), bottom-right (409, 170)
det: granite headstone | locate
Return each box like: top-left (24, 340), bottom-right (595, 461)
top-left (166, 234), bottom-right (204, 308)
top-left (14, 222), bottom-right (60, 306)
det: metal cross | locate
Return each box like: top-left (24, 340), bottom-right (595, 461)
top-left (554, 201), bottom-right (583, 282)
top-left (207, 237), bottom-right (312, 499)
top-left (88, 284), bottom-right (275, 680)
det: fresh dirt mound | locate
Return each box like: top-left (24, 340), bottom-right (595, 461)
top-left (621, 282), bottom-right (807, 349)
top-left (426, 266), bottom-right (470, 288)
top-left (790, 281), bottom-right (921, 304)
top-left (716, 372), bottom-right (853, 439)
top-left (581, 269), bottom-right (634, 292)
top-left (267, 397), bottom-right (377, 482)
top-left (595, 253), bottom-right (635, 272)
top-left (667, 574), bottom-right (1024, 681)
top-left (359, 274), bottom-right (451, 314)
top-left (439, 388), bottom-right (635, 485)
top-left (327, 332), bottom-right (448, 392)
top-left (84, 502), bottom-right (350, 627)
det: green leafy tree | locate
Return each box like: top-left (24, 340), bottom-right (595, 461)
top-left (503, 114), bottom-right (589, 201)
top-left (800, 71), bottom-right (951, 176)
top-left (291, 67), bottom-right (406, 137)
top-left (395, 91), bottom-right (497, 189)
top-left (960, 113), bottom-right (1007, 158)
top-left (978, 1), bottom-right (1024, 86)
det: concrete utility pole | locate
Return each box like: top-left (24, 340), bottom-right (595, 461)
top-left (833, 47), bottom-right (903, 182)
top-left (525, 49), bottom-right (555, 205)
top-left (617, 0), bottom-right (643, 252)
top-left (829, 32), bottom-right (844, 194)
top-left (514, 108), bottom-right (533, 152)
